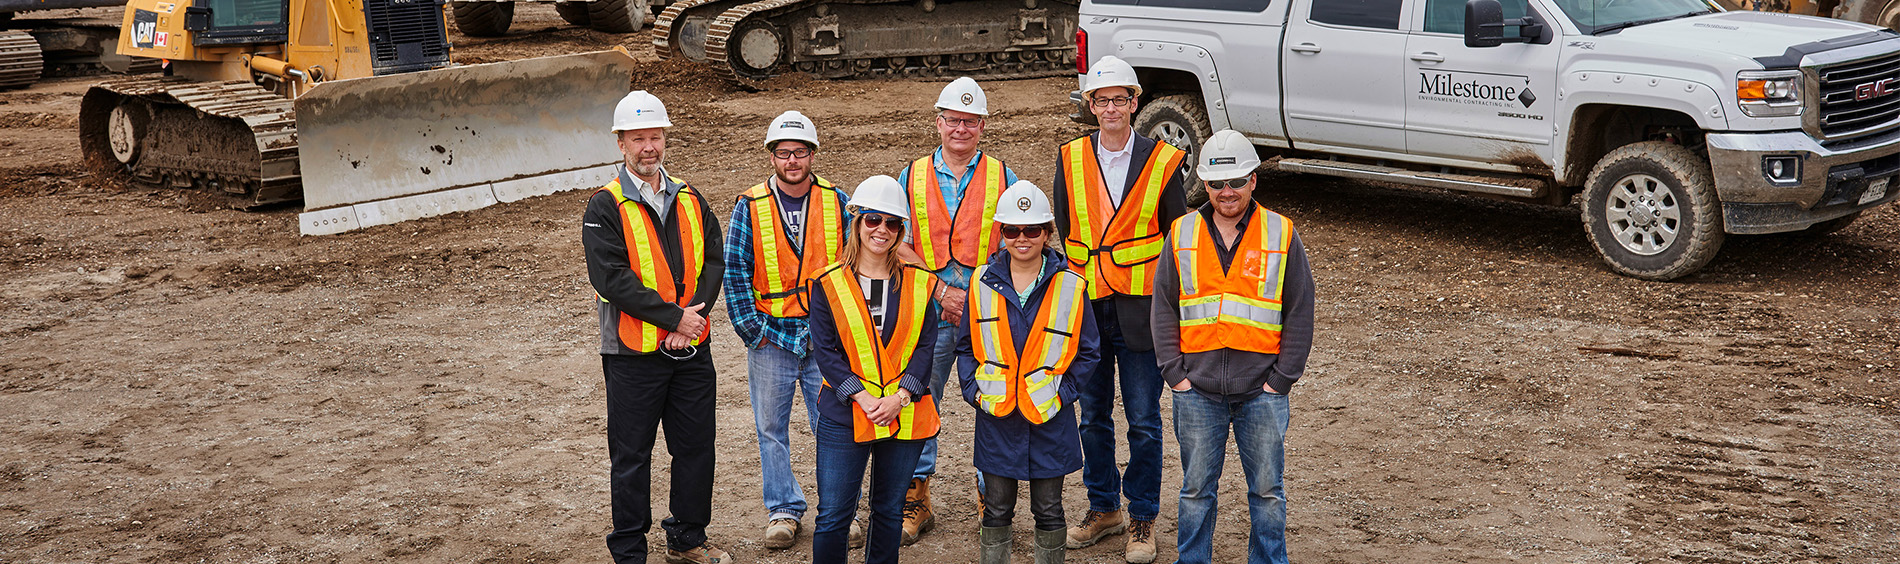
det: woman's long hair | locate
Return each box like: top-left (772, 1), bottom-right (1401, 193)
top-left (839, 212), bottom-right (907, 277)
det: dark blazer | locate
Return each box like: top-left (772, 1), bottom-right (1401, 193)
top-left (807, 263), bottom-right (940, 428)
top-left (1051, 131), bottom-right (1190, 351)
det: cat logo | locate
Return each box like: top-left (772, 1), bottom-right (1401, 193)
top-left (131, 9), bottom-right (159, 49)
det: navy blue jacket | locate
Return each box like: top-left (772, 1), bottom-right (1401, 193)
top-left (956, 248), bottom-right (1101, 480)
top-left (808, 264), bottom-right (940, 430)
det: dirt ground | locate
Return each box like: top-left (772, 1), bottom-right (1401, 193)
top-left (4, 6), bottom-right (1899, 563)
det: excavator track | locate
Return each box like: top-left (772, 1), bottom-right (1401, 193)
top-left (0, 30), bottom-right (42, 89)
top-left (658, 0), bottom-right (1077, 86)
top-left (78, 76), bottom-right (300, 207)
top-left (653, 0), bottom-right (751, 61)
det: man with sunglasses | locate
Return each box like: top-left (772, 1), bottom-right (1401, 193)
top-left (892, 75), bottom-right (1022, 546)
top-left (1051, 55), bottom-right (1189, 564)
top-left (722, 110), bottom-right (853, 550)
top-left (1150, 130), bottom-right (1314, 564)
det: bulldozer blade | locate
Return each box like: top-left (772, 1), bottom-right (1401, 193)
top-left (294, 49), bottom-right (637, 236)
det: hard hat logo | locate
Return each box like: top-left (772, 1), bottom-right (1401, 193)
top-left (961, 93), bottom-right (974, 105)
top-left (781, 122), bottom-right (804, 129)
top-left (1211, 157), bottom-right (1237, 165)
top-left (1017, 197), bottom-right (1032, 211)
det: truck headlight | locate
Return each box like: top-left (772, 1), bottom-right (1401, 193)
top-left (1737, 70), bottom-right (1803, 118)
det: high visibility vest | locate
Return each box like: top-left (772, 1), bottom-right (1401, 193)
top-left (906, 154), bottom-right (1007, 270)
top-left (1171, 206), bottom-right (1293, 355)
top-left (596, 177), bottom-right (710, 353)
top-left (967, 265), bottom-right (1089, 424)
top-left (815, 262), bottom-right (942, 443)
top-left (1061, 136), bottom-right (1184, 299)
top-left (738, 178), bottom-right (846, 318)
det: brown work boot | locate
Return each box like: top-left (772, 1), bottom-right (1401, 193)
top-left (762, 517), bottom-right (799, 550)
top-left (900, 477), bottom-right (935, 545)
top-left (664, 542), bottom-right (730, 564)
top-left (1065, 508), bottom-right (1126, 549)
top-left (1124, 519), bottom-right (1156, 563)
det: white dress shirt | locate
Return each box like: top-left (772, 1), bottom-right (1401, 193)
top-left (1096, 136), bottom-right (1134, 207)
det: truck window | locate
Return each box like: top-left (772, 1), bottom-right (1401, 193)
top-left (1094, 0), bottom-right (1273, 10)
top-left (1311, 0), bottom-right (1405, 29)
top-left (1421, 0), bottom-right (1526, 35)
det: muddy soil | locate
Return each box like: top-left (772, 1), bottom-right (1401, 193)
top-left (3, 6), bottom-right (1897, 563)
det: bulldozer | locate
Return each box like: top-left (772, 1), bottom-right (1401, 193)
top-left (77, 0), bottom-right (640, 235)
top-left (3, 0), bottom-right (165, 89)
top-left (653, 0), bottom-right (1078, 86)
top-left (447, 0), bottom-right (666, 37)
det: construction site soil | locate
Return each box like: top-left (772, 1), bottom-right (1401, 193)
top-left (3, 6), bottom-right (1898, 563)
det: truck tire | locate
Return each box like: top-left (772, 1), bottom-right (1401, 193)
top-left (555, 1), bottom-right (592, 26)
top-left (1580, 141), bottom-right (1724, 281)
top-left (451, 1), bottom-right (514, 37)
top-left (588, 0), bottom-right (650, 33)
top-left (1134, 94), bottom-right (1214, 206)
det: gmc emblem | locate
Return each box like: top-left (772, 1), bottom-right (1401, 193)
top-left (1855, 78), bottom-right (1898, 101)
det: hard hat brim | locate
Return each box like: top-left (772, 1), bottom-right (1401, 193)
top-left (1195, 165), bottom-right (1258, 182)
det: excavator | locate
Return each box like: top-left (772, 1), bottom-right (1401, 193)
top-left (77, 0), bottom-right (640, 235)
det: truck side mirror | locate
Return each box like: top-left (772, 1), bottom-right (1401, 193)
top-left (1465, 0), bottom-right (1544, 48)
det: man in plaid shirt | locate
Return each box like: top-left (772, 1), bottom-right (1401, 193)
top-left (722, 111), bottom-right (853, 550)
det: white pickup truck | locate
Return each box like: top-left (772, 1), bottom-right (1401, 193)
top-left (1073, 0), bottom-right (1900, 280)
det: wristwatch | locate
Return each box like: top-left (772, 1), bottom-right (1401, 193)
top-left (897, 391), bottom-right (912, 408)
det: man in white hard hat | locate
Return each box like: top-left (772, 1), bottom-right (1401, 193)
top-left (721, 110), bottom-right (852, 550)
top-left (582, 90), bottom-right (732, 564)
top-left (1150, 130), bottom-right (1313, 564)
top-left (1052, 55), bottom-right (1189, 564)
top-left (893, 75), bottom-right (1023, 546)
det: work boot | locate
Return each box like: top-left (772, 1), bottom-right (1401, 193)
top-left (900, 477), bottom-right (935, 545)
top-left (1035, 528), bottom-right (1067, 564)
top-left (1124, 519), bottom-right (1156, 564)
top-left (849, 518), bottom-right (865, 549)
top-left (663, 542), bottom-right (730, 564)
top-left (1065, 509), bottom-right (1125, 549)
top-left (979, 525), bottom-right (1012, 564)
top-left (762, 517), bottom-right (799, 550)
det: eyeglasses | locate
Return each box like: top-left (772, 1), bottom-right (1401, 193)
top-left (861, 213), bottom-right (905, 231)
top-left (771, 147), bottom-right (813, 159)
top-left (938, 115), bottom-right (983, 129)
top-left (1000, 225), bottom-right (1046, 239)
top-left (1204, 177), bottom-right (1250, 191)
top-left (1091, 96), bottom-right (1134, 108)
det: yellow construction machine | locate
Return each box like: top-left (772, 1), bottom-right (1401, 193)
top-left (79, 0), bottom-right (640, 235)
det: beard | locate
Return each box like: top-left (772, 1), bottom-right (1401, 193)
top-left (775, 167), bottom-right (808, 186)
top-left (630, 156), bottom-right (664, 178)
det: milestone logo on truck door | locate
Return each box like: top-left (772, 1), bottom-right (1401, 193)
top-left (1418, 70), bottom-right (1541, 119)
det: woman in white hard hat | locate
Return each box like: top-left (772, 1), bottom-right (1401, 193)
top-left (805, 175), bottom-right (943, 564)
top-left (956, 181), bottom-right (1101, 564)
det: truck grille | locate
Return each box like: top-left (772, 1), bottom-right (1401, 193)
top-left (364, 0), bottom-right (451, 75)
top-left (1815, 51), bottom-right (1900, 140)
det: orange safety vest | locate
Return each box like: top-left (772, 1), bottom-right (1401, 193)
top-left (967, 265), bottom-right (1089, 424)
top-left (738, 177), bottom-right (846, 318)
top-left (814, 262), bottom-right (942, 443)
top-left (596, 176), bottom-right (711, 353)
top-left (1170, 205), bottom-right (1293, 355)
top-left (1061, 136), bottom-right (1184, 299)
top-left (906, 154), bottom-right (1007, 270)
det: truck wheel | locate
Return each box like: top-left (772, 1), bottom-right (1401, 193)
top-left (1134, 93), bottom-right (1214, 206)
top-left (451, 1), bottom-right (514, 37)
top-left (588, 0), bottom-right (651, 33)
top-left (555, 1), bottom-right (591, 26)
top-left (1580, 141), bottom-right (1724, 281)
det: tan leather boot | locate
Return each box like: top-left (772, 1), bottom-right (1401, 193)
top-left (1124, 518), bottom-right (1156, 563)
top-left (1065, 509), bottom-right (1126, 549)
top-left (900, 477), bottom-right (935, 545)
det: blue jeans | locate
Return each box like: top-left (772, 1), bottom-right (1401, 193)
top-left (1076, 301), bottom-right (1165, 521)
top-left (1172, 389), bottom-right (1290, 564)
top-left (913, 327), bottom-right (960, 479)
top-left (813, 415), bottom-right (926, 564)
top-left (748, 342), bottom-right (824, 521)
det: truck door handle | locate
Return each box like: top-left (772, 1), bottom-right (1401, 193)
top-left (1410, 52), bottom-right (1445, 63)
top-left (1290, 43), bottom-right (1322, 54)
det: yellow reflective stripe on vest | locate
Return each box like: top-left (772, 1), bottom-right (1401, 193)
top-left (907, 158), bottom-right (938, 269)
top-left (967, 266), bottom-right (1087, 423)
top-left (969, 265), bottom-right (1016, 415)
top-left (1175, 213), bottom-right (1203, 297)
top-left (746, 184), bottom-right (788, 314)
top-left (1020, 271), bottom-right (1086, 422)
top-left (974, 157), bottom-right (1004, 263)
top-left (1063, 138), bottom-right (1096, 266)
top-left (1180, 294), bottom-right (1284, 329)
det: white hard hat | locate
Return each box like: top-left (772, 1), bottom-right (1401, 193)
top-left (764, 110), bottom-right (819, 150)
top-left (992, 180), bottom-right (1055, 225)
top-left (612, 90), bottom-right (672, 131)
top-left (849, 175), bottom-right (910, 221)
top-left (1196, 129), bottom-right (1260, 182)
top-left (935, 76), bottom-right (989, 116)
top-left (1083, 56), bottom-right (1142, 98)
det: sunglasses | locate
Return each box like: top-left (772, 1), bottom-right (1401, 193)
top-left (1000, 225), bottom-right (1047, 239)
top-left (861, 213), bottom-right (906, 231)
top-left (1204, 177), bottom-right (1250, 191)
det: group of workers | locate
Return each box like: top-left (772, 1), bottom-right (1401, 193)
top-left (581, 55), bottom-right (1316, 564)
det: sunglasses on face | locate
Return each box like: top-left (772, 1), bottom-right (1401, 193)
top-left (771, 147), bottom-right (814, 159)
top-left (1204, 177), bottom-right (1250, 192)
top-left (1000, 225), bottom-right (1047, 239)
top-left (861, 214), bottom-right (905, 231)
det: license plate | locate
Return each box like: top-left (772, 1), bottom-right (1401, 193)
top-left (1861, 177), bottom-right (1890, 205)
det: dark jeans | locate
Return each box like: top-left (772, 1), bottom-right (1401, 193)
top-left (1076, 300), bottom-right (1165, 521)
top-left (604, 351), bottom-right (718, 563)
top-left (980, 473), bottom-right (1066, 531)
top-left (1172, 389), bottom-right (1290, 564)
top-left (813, 414), bottom-right (925, 564)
